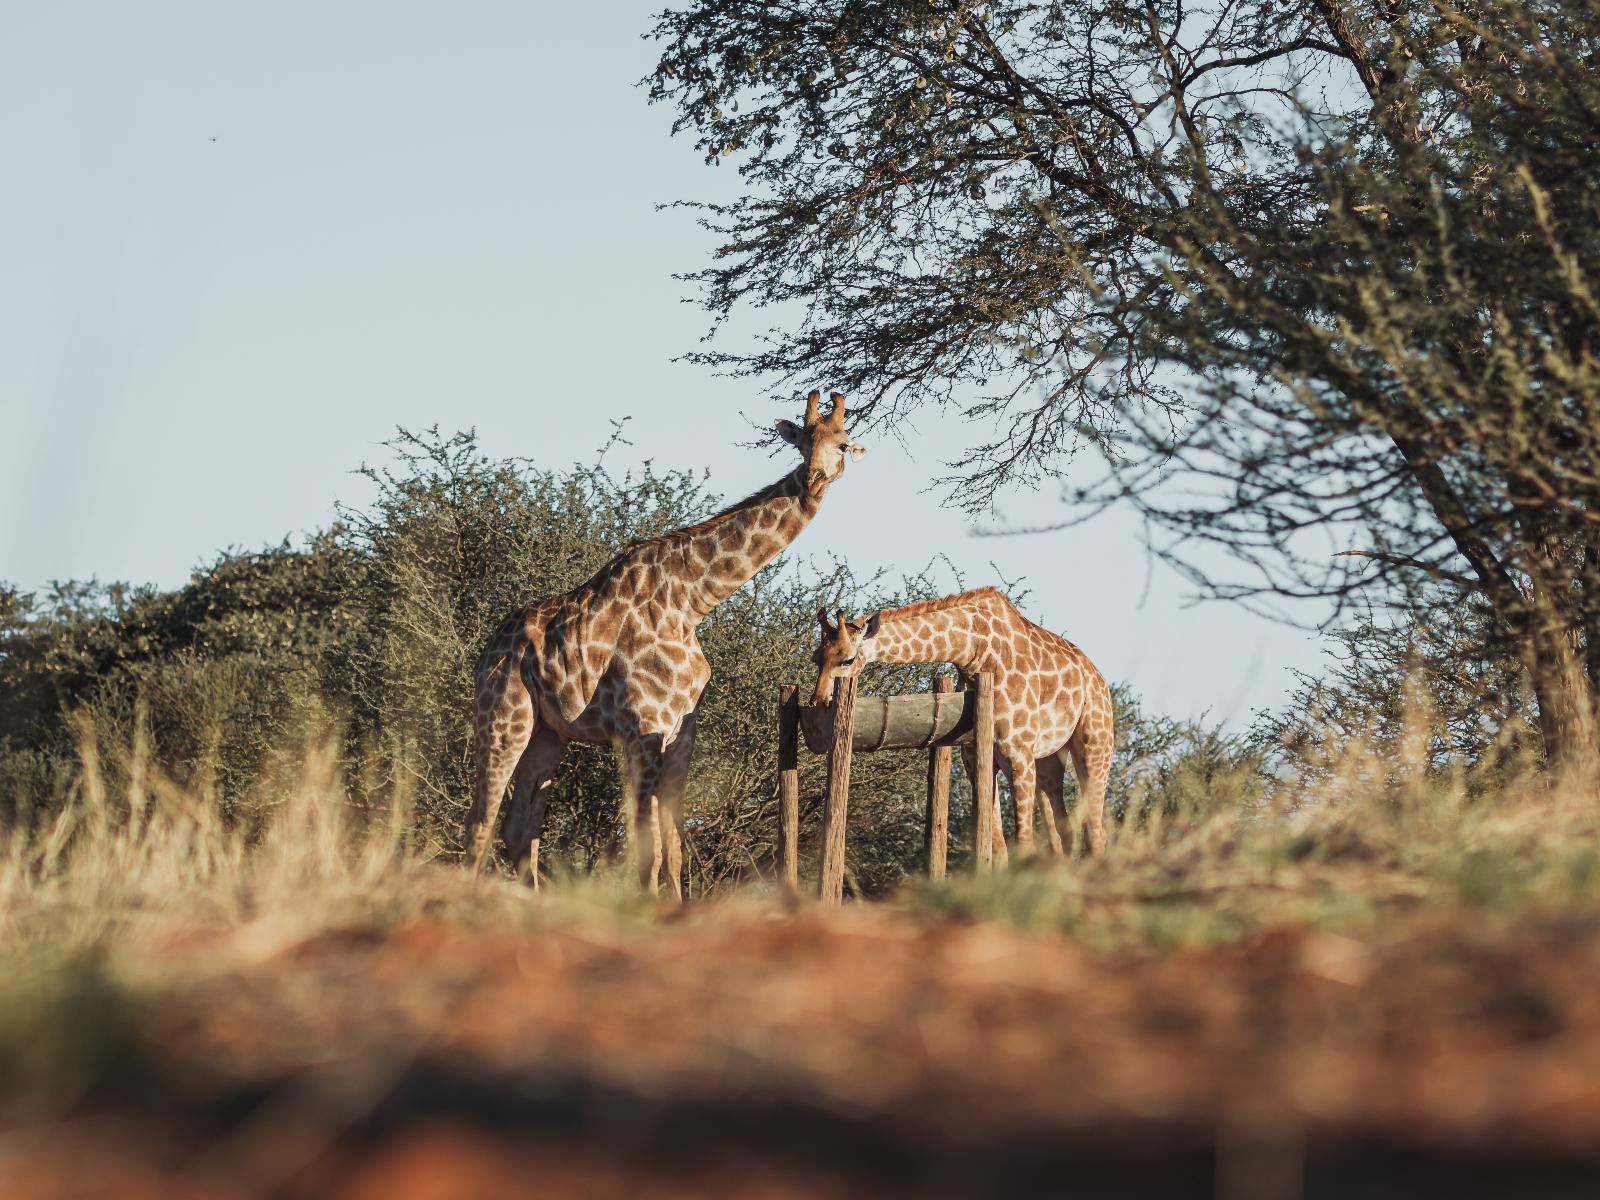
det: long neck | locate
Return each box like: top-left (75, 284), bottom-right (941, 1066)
top-left (868, 603), bottom-right (991, 674)
top-left (673, 466), bottom-right (823, 617)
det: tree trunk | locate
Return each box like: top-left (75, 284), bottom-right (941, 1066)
top-left (1523, 613), bottom-right (1600, 784)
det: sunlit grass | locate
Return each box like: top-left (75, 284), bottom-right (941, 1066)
top-left (2, 710), bottom-right (1599, 1142)
top-left (4, 708), bottom-right (1599, 974)
top-left (900, 727), bottom-right (1600, 948)
top-left (0, 723), bottom-right (676, 982)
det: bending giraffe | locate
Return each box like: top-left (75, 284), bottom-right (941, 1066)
top-left (812, 589), bottom-right (1114, 859)
top-left (466, 391), bottom-right (865, 897)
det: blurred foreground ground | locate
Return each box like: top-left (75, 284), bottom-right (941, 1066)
top-left (6, 899), bottom-right (1600, 1199)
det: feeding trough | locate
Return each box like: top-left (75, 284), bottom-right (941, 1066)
top-left (796, 688), bottom-right (976, 754)
top-left (776, 672), bottom-right (998, 905)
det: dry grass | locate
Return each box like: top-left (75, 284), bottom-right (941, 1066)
top-left (911, 732), bottom-right (1600, 948)
top-left (0, 725), bottom-right (674, 1000)
top-left (0, 725), bottom-right (657, 1134)
top-left (5, 719), bottom-right (1600, 965)
top-left (6, 722), bottom-right (1600, 1195)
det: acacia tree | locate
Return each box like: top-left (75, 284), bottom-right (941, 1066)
top-left (648, 1), bottom-right (1600, 774)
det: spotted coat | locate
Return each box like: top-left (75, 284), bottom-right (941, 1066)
top-left (466, 392), bottom-right (864, 896)
top-left (813, 588), bottom-right (1115, 860)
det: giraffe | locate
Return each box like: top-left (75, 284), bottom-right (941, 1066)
top-left (811, 588), bottom-right (1115, 859)
top-left (466, 391), bottom-right (865, 897)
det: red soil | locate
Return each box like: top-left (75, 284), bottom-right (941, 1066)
top-left (7, 908), bottom-right (1600, 1197)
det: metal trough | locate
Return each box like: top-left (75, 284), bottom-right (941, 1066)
top-left (798, 689), bottom-right (974, 755)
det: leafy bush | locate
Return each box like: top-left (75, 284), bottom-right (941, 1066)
top-left (0, 427), bottom-right (979, 893)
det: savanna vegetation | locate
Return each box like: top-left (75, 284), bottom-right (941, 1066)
top-left (5, 0), bottom-right (1600, 1192)
top-left (649, 0), bottom-right (1600, 778)
top-left (0, 423), bottom-right (1241, 897)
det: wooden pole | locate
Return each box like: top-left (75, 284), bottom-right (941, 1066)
top-left (925, 675), bottom-right (953, 880)
top-left (776, 684), bottom-right (800, 891)
top-left (819, 674), bottom-right (857, 905)
top-left (973, 670), bottom-right (996, 875)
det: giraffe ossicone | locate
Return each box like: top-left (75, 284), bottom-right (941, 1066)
top-left (812, 589), bottom-right (1115, 860)
top-left (466, 391), bottom-right (864, 897)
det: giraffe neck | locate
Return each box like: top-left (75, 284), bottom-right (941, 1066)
top-left (868, 596), bottom-right (1008, 675)
top-left (663, 465), bottom-right (822, 618)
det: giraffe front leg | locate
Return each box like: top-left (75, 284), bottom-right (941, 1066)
top-left (960, 742), bottom-right (1010, 869)
top-left (1007, 754), bottom-right (1040, 857)
top-left (639, 796), bottom-right (664, 892)
top-left (655, 713), bottom-right (697, 903)
top-left (621, 735), bottom-right (666, 894)
top-left (501, 729), bottom-right (567, 890)
top-left (992, 787), bottom-right (1010, 869)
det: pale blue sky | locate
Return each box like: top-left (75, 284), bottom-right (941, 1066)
top-left (1, 2), bottom-right (1324, 721)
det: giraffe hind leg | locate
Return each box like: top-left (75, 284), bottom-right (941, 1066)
top-left (465, 658), bottom-right (535, 874)
top-left (1007, 754), bottom-right (1039, 857)
top-left (960, 742), bottom-right (1009, 868)
top-left (620, 734), bottom-right (666, 895)
top-left (1067, 726), bottom-right (1111, 860)
top-left (501, 728), bottom-right (568, 889)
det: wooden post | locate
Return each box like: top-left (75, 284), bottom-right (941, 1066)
top-left (819, 674), bottom-right (857, 905)
top-left (776, 684), bottom-right (800, 891)
top-left (973, 670), bottom-right (996, 875)
top-left (925, 675), bottom-right (953, 880)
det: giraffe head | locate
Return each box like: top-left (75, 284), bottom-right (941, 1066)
top-left (811, 608), bottom-right (882, 706)
top-left (774, 390), bottom-right (865, 498)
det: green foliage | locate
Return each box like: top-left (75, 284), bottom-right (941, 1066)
top-left (1, 422), bottom-right (1275, 895)
top-left (1110, 685), bottom-right (1262, 828)
top-left (0, 427), bottom-right (973, 893)
top-left (0, 541), bottom-right (356, 823)
top-left (329, 425), bottom-right (717, 866)
top-left (648, 0), bottom-right (1600, 772)
top-left (1258, 591), bottom-right (1542, 782)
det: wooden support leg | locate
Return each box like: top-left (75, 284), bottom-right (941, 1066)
top-left (819, 675), bottom-right (857, 905)
top-left (973, 670), bottom-right (996, 875)
top-left (925, 675), bottom-right (953, 880)
top-left (777, 684), bottom-right (800, 891)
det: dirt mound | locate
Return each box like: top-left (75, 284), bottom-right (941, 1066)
top-left (7, 909), bottom-right (1600, 1197)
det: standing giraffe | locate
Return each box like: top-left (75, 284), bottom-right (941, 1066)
top-left (467, 391), bottom-right (865, 896)
top-left (811, 588), bottom-right (1115, 859)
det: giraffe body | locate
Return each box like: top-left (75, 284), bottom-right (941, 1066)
top-left (813, 588), bottom-right (1115, 858)
top-left (467, 392), bottom-right (863, 896)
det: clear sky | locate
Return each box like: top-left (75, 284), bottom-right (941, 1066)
top-left (1, 1), bottom-right (1326, 723)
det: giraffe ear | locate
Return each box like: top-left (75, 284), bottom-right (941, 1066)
top-left (774, 419), bottom-right (804, 447)
top-left (862, 611), bottom-right (882, 640)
